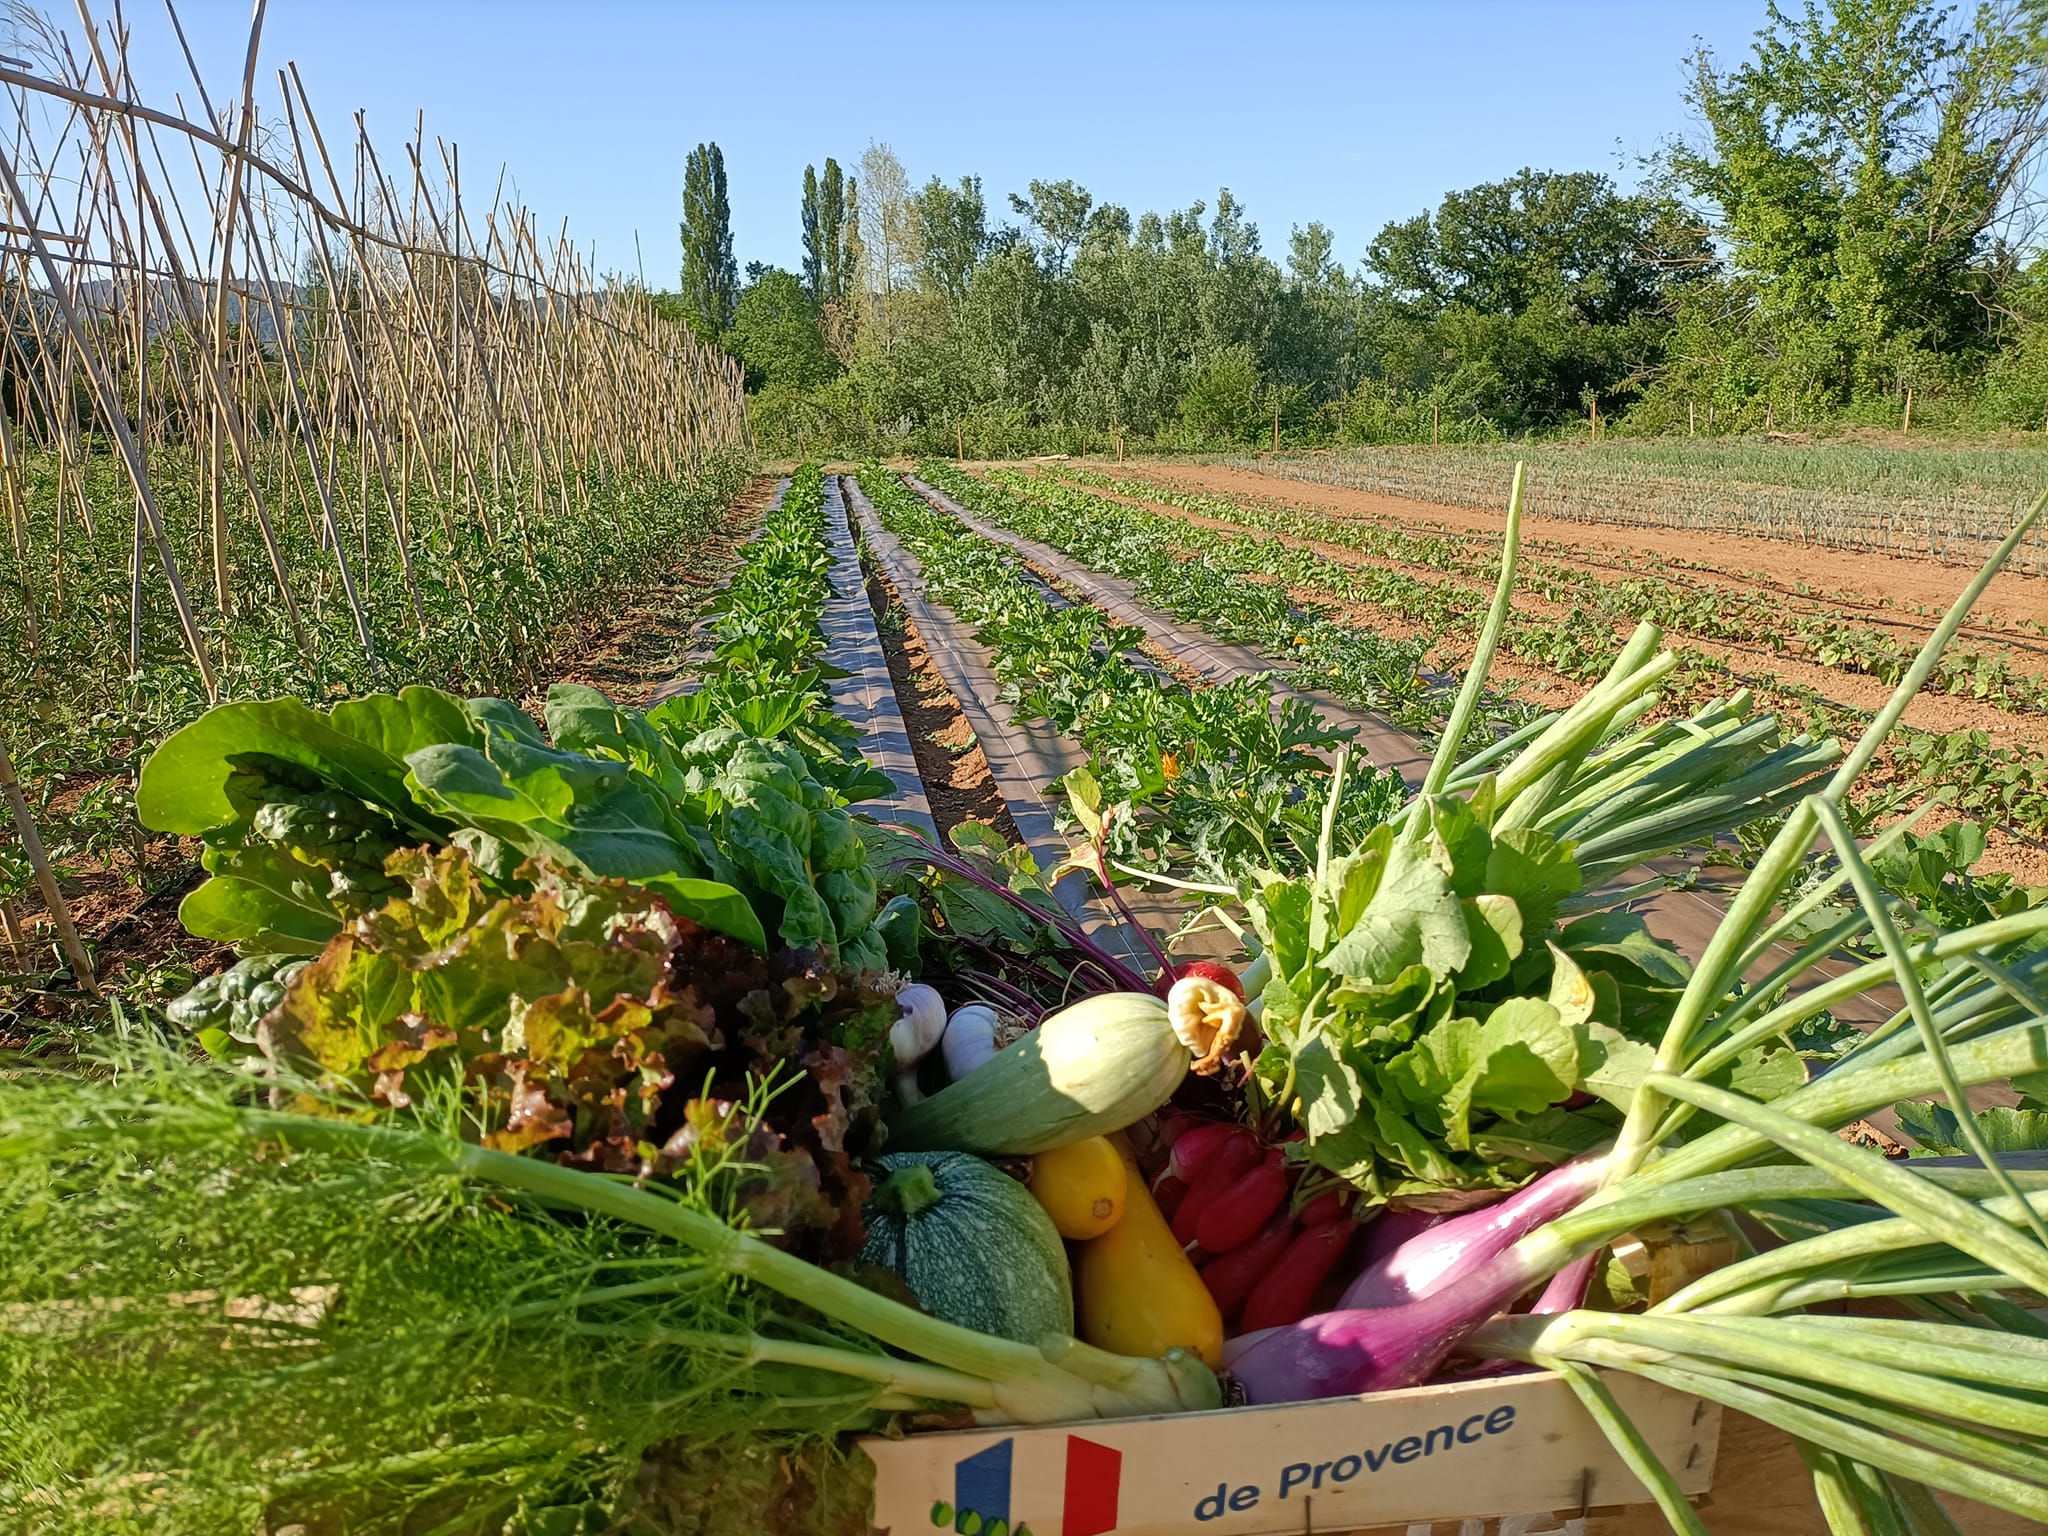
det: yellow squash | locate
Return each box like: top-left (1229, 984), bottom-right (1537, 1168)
top-left (1028, 1135), bottom-right (1128, 1240)
top-left (1076, 1135), bottom-right (1223, 1368)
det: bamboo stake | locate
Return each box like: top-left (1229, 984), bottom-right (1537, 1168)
top-left (0, 138), bottom-right (217, 696)
top-left (0, 732), bottom-right (96, 995)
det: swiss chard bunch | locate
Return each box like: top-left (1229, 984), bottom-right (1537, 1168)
top-left (140, 681), bottom-right (907, 971)
top-left (141, 685), bottom-right (764, 952)
top-left (1248, 767), bottom-right (1800, 1207)
top-left (253, 841), bottom-right (896, 1262)
top-left (543, 687), bottom-right (909, 971)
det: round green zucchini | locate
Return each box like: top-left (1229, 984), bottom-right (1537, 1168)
top-left (858, 1150), bottom-right (1074, 1345)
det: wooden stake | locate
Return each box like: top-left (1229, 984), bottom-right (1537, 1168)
top-left (956, 423), bottom-right (964, 461)
top-left (0, 733), bottom-right (96, 995)
top-left (0, 897), bottom-right (24, 971)
top-left (1901, 387), bottom-right (1913, 433)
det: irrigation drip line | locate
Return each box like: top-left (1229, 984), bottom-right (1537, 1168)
top-left (819, 475), bottom-right (933, 836)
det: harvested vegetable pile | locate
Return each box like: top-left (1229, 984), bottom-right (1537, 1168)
top-left (4, 466), bottom-right (2047, 1536)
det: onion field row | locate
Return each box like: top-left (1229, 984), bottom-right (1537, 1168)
top-left (1231, 441), bottom-right (2048, 573)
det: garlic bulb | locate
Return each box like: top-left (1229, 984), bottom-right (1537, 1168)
top-left (890, 983), bottom-right (948, 1069)
top-left (940, 1003), bottom-right (1002, 1080)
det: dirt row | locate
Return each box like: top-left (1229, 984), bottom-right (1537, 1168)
top-left (1122, 462), bottom-right (2048, 661)
top-left (1057, 472), bottom-right (2048, 761)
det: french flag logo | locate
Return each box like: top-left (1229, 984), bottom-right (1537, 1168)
top-left (934, 1434), bottom-right (1123, 1536)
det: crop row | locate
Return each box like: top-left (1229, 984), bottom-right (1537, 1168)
top-left (1063, 468), bottom-right (2048, 716)
top-left (662, 466), bottom-right (859, 761)
top-left (916, 462), bottom-right (1544, 751)
top-left (946, 461), bottom-right (1633, 704)
top-left (855, 468), bottom-right (1403, 885)
top-left (949, 466), bottom-right (2048, 847)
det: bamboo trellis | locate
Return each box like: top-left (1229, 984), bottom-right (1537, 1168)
top-left (0, 0), bottom-right (749, 690)
top-left (0, 0), bottom-right (753, 988)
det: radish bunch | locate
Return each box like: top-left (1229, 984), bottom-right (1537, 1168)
top-left (1152, 1119), bottom-right (1356, 1335)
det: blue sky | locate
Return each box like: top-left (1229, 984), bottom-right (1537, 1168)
top-left (108, 0), bottom-right (1772, 285)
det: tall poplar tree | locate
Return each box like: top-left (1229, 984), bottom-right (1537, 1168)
top-left (680, 141), bottom-right (737, 340)
top-left (802, 158), bottom-right (848, 305)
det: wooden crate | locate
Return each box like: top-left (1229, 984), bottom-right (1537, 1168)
top-left (1331, 1413), bottom-right (2035, 1536)
top-left (863, 1368), bottom-right (1719, 1536)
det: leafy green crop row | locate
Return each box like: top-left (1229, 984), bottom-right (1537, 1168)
top-left (916, 461), bottom-right (1541, 751)
top-left (856, 467), bottom-right (1404, 886)
top-left (981, 465), bottom-right (2048, 845)
top-left (653, 465), bottom-right (871, 775)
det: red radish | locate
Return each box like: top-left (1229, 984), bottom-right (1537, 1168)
top-left (1172, 961), bottom-right (1245, 1003)
top-left (1170, 1134), bottom-right (1261, 1247)
top-left (1165, 1121), bottom-right (1250, 1185)
top-left (1241, 1219), bottom-right (1354, 1333)
top-left (1196, 1150), bottom-right (1289, 1254)
top-left (1151, 1174), bottom-right (1189, 1220)
top-left (1198, 1212), bottom-right (1297, 1320)
top-left (1296, 1187), bottom-right (1350, 1228)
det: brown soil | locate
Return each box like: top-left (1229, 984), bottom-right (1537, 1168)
top-left (862, 552), bottom-right (1019, 845)
top-left (1056, 472), bottom-right (2048, 750)
top-left (1132, 462), bottom-right (2048, 640)
top-left (1075, 472), bottom-right (2048, 688)
top-left (990, 465), bottom-right (2048, 882)
top-left (0, 865), bottom-right (230, 1043)
top-left (553, 475), bottom-right (779, 707)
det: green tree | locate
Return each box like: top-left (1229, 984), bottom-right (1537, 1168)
top-left (1980, 252), bottom-right (2048, 427)
top-left (729, 267), bottom-right (838, 394)
top-left (1367, 168), bottom-right (1697, 325)
top-left (914, 175), bottom-right (988, 302)
top-left (1178, 345), bottom-right (1267, 443)
top-left (1361, 168), bottom-right (1701, 429)
top-left (1008, 179), bottom-right (1097, 277)
top-left (1669, 0), bottom-right (2047, 403)
top-left (802, 158), bottom-right (850, 306)
top-left (680, 141), bottom-right (737, 340)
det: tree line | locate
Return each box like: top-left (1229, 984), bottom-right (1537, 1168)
top-left (672, 0), bottom-right (2048, 455)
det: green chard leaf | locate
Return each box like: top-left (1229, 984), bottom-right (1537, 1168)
top-left (1320, 818), bottom-right (1471, 984)
top-left (1556, 909), bottom-right (1692, 988)
top-left (1894, 1100), bottom-right (2048, 1156)
top-left (1483, 826), bottom-right (1581, 939)
top-left (137, 688), bottom-right (470, 838)
top-left (1454, 892), bottom-right (1524, 990)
